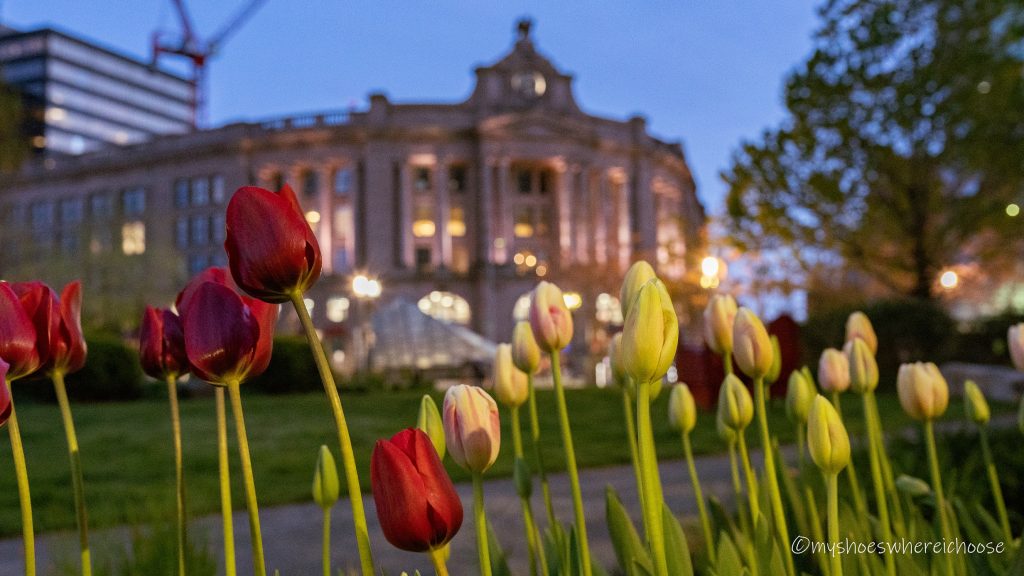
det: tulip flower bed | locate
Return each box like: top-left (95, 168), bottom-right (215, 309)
top-left (3, 183), bottom-right (1024, 576)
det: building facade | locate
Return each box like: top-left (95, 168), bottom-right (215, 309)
top-left (0, 26), bottom-right (193, 156)
top-left (0, 21), bottom-right (703, 377)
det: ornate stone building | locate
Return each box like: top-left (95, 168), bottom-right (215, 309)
top-left (0, 20), bottom-right (703, 376)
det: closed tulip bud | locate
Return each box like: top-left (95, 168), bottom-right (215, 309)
top-left (225, 184), bottom-right (322, 303)
top-left (765, 335), bottom-right (782, 385)
top-left (717, 374), bottom-right (754, 431)
top-left (371, 428), bottom-right (463, 552)
top-left (416, 395), bottom-right (445, 459)
top-left (621, 279), bottom-right (678, 385)
top-left (786, 368), bottom-right (816, 424)
top-left (620, 260), bottom-right (657, 319)
top-left (0, 281), bottom-right (41, 380)
top-left (668, 383), bottom-right (697, 434)
top-left (529, 282), bottom-right (574, 352)
top-left (1009, 324), bottom-right (1024, 372)
top-left (845, 312), bottom-right (878, 356)
top-left (140, 307), bottom-right (189, 380)
top-left (897, 362), bottom-right (949, 421)
top-left (733, 308), bottom-right (773, 379)
top-left (704, 294), bottom-right (738, 357)
top-left (513, 457), bottom-right (533, 499)
top-left (312, 445), bottom-right (340, 509)
top-left (895, 474), bottom-right (932, 498)
top-left (493, 344), bottom-right (528, 408)
top-left (817, 348), bottom-right (850, 394)
top-left (608, 332), bottom-right (628, 388)
top-left (443, 384), bottom-right (500, 474)
top-left (0, 359), bottom-right (10, 427)
top-left (963, 380), bottom-right (990, 426)
top-left (511, 321), bottom-right (541, 375)
top-left (847, 338), bottom-right (878, 394)
top-left (807, 395), bottom-right (850, 475)
top-left (716, 415), bottom-right (737, 444)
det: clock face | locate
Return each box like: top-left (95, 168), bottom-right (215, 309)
top-left (511, 71), bottom-right (547, 98)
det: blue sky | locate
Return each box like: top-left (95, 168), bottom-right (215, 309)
top-left (3, 1), bottom-right (819, 216)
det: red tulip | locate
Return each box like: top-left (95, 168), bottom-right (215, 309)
top-left (11, 281), bottom-right (88, 376)
top-left (0, 282), bottom-right (41, 380)
top-left (182, 280), bottom-right (277, 385)
top-left (225, 184), bottom-right (322, 303)
top-left (0, 358), bottom-right (11, 427)
top-left (371, 428), bottom-right (463, 552)
top-left (140, 307), bottom-right (188, 380)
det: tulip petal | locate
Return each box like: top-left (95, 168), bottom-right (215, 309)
top-left (183, 282), bottom-right (260, 384)
top-left (12, 281), bottom-right (58, 373)
top-left (389, 429), bottom-right (463, 544)
top-left (0, 358), bottom-right (11, 427)
top-left (0, 282), bottom-right (41, 379)
top-left (371, 439), bottom-right (441, 552)
top-left (53, 281), bottom-right (87, 374)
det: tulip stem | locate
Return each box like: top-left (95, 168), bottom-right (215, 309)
top-left (216, 387), bottom-right (236, 576)
top-left (526, 373), bottom-right (556, 530)
top-left (226, 381), bottom-right (266, 576)
top-left (737, 431), bottom-right (761, 525)
top-left (723, 351), bottom-right (733, 376)
top-left (754, 377), bottom-right (795, 576)
top-left (796, 425), bottom-right (805, 470)
top-left (322, 507), bottom-right (331, 576)
top-left (978, 426), bottom-right (1012, 544)
top-left (682, 431), bottom-right (715, 562)
top-left (291, 293), bottom-right (375, 576)
top-left (472, 472), bottom-right (493, 576)
top-left (826, 472), bottom-right (842, 576)
top-left (636, 378), bottom-right (667, 576)
top-left (804, 485), bottom-right (829, 576)
top-left (6, 388), bottom-right (35, 576)
top-left (862, 392), bottom-right (895, 576)
top-left (866, 392), bottom-right (903, 535)
top-left (512, 406), bottom-right (546, 576)
top-left (622, 387), bottom-right (645, 516)
top-left (831, 392), bottom-right (867, 519)
top-left (924, 421), bottom-right (955, 576)
top-left (165, 373), bottom-right (187, 576)
top-left (550, 351), bottom-right (592, 576)
top-left (52, 371), bottom-right (92, 576)
top-left (429, 546), bottom-right (450, 576)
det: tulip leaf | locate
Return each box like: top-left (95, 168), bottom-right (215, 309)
top-left (707, 495), bottom-right (737, 541)
top-left (661, 503), bottom-right (694, 576)
top-left (713, 531), bottom-right (743, 576)
top-left (566, 525), bottom-right (580, 576)
top-left (543, 522), bottom-right (567, 576)
top-left (486, 518), bottom-right (513, 576)
top-left (605, 486), bottom-right (653, 576)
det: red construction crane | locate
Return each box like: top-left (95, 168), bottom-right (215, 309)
top-left (151, 0), bottom-right (267, 129)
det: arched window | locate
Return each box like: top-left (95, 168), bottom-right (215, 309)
top-left (417, 291), bottom-right (471, 325)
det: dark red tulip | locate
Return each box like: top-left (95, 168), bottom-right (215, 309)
top-left (11, 281), bottom-right (88, 376)
top-left (371, 428), bottom-right (463, 552)
top-left (182, 280), bottom-right (276, 385)
top-left (0, 358), bottom-right (11, 427)
top-left (139, 307), bottom-right (188, 380)
top-left (0, 282), bottom-right (41, 380)
top-left (10, 281), bottom-right (57, 371)
top-left (225, 184), bottom-right (322, 303)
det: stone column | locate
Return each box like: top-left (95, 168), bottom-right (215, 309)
top-left (576, 165), bottom-right (591, 264)
top-left (318, 166), bottom-right (333, 275)
top-left (477, 157), bottom-right (494, 265)
top-left (617, 171), bottom-right (632, 272)
top-left (434, 158), bottom-right (451, 267)
top-left (494, 157), bottom-right (510, 264)
top-left (398, 159), bottom-right (414, 268)
top-left (595, 169), bottom-right (608, 265)
top-left (556, 162), bottom-right (571, 268)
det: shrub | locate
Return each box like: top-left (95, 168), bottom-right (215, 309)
top-left (18, 333), bottom-right (143, 403)
top-left (246, 336), bottom-right (322, 394)
top-left (802, 298), bottom-right (955, 388)
top-left (952, 310), bottom-right (1024, 367)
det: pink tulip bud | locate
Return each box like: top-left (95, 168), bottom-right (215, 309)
top-left (845, 312), bottom-right (878, 356)
top-left (443, 384), bottom-right (500, 474)
top-left (733, 308), bottom-right (773, 379)
top-left (897, 362), bottom-right (949, 421)
top-left (818, 348), bottom-right (850, 394)
top-left (1008, 324), bottom-right (1024, 372)
top-left (529, 282), bottom-right (573, 352)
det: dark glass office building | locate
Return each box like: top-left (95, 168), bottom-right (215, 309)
top-left (0, 26), bottom-right (194, 156)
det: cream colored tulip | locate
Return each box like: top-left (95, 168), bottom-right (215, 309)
top-left (786, 367), bottom-right (816, 424)
top-left (897, 362), bottom-right (949, 421)
top-left (669, 383), bottom-right (697, 434)
top-left (529, 281), bottom-right (574, 352)
top-left (493, 344), bottom-right (528, 408)
top-left (621, 278), bottom-right (678, 385)
top-left (845, 311), bottom-right (878, 355)
top-left (733, 307), bottom-right (773, 379)
top-left (703, 294), bottom-right (738, 357)
top-left (717, 374), bottom-right (754, 431)
top-left (818, 348), bottom-right (850, 394)
top-left (847, 338), bottom-right (878, 394)
top-left (511, 320), bottom-right (541, 375)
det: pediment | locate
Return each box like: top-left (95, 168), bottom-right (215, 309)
top-left (477, 112), bottom-right (596, 141)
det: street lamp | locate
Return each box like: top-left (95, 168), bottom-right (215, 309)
top-left (351, 273), bottom-right (382, 373)
top-left (700, 255), bottom-right (726, 289)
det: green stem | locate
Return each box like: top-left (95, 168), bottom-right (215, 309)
top-left (550, 351), bottom-right (592, 576)
top-left (166, 373), bottom-right (187, 576)
top-left (979, 427), bottom-right (1012, 544)
top-left (862, 392), bottom-right (895, 576)
top-left (729, 440), bottom-right (755, 566)
top-left (227, 381), bottom-right (266, 576)
top-left (924, 421), bottom-right (955, 576)
top-left (796, 425), bottom-right (805, 470)
top-left (472, 473), bottom-right (493, 576)
top-left (429, 546), bottom-right (451, 576)
top-left (683, 432), bottom-right (714, 561)
top-left (831, 392), bottom-right (867, 519)
top-left (322, 507), bottom-right (331, 576)
top-left (755, 378), bottom-right (794, 576)
top-left (526, 373), bottom-right (556, 530)
top-left (867, 393), bottom-right (903, 535)
top-left (291, 292), bottom-right (375, 576)
top-left (637, 378), bottom-right (668, 576)
top-left (622, 387), bottom-right (644, 514)
top-left (512, 406), bottom-right (545, 576)
top-left (215, 388), bottom-right (236, 576)
top-left (52, 371), bottom-right (92, 576)
top-left (723, 351), bottom-right (733, 376)
top-left (805, 485), bottom-right (829, 576)
top-left (6, 386), bottom-right (35, 576)
top-left (827, 473), bottom-right (842, 576)
top-left (737, 431), bottom-right (761, 525)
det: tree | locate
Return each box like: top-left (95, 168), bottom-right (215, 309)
top-left (724, 0), bottom-right (1024, 299)
top-left (0, 80), bottom-right (27, 172)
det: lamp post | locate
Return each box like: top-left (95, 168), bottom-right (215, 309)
top-left (351, 274), bottom-right (382, 373)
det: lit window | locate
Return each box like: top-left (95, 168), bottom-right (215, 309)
top-left (412, 205), bottom-right (435, 238)
top-left (326, 297), bottom-right (350, 322)
top-left (417, 291), bottom-right (471, 324)
top-left (512, 293), bottom-right (532, 321)
top-left (122, 221), bottom-right (146, 255)
top-left (514, 207), bottom-right (534, 238)
top-left (449, 207), bottom-right (466, 237)
top-left (595, 292), bottom-right (624, 325)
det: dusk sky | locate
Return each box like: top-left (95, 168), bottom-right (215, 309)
top-left (3, 1), bottom-right (820, 218)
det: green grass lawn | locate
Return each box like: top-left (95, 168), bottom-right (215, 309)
top-left (0, 384), bottom-right (988, 536)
